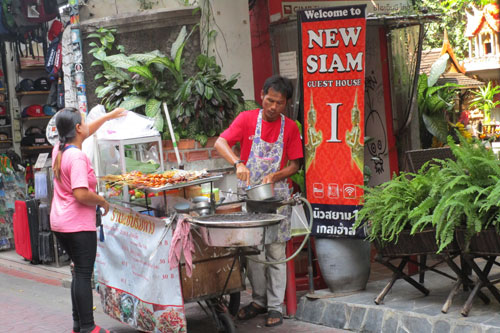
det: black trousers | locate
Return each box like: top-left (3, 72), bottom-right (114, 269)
top-left (55, 231), bottom-right (97, 330)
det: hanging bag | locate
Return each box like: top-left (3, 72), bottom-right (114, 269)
top-left (20, 0), bottom-right (58, 24)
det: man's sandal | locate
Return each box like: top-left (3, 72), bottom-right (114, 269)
top-left (236, 302), bottom-right (267, 320)
top-left (265, 310), bottom-right (283, 327)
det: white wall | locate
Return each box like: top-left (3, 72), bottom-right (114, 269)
top-left (198, 0), bottom-right (254, 100)
top-left (80, 0), bottom-right (254, 100)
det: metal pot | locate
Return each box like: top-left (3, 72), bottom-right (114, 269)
top-left (190, 213), bottom-right (284, 247)
top-left (193, 201), bottom-right (211, 216)
top-left (245, 183), bottom-right (274, 200)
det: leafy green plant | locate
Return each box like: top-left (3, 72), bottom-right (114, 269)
top-left (356, 133), bottom-right (500, 253)
top-left (417, 54), bottom-right (461, 146)
top-left (88, 26), bottom-right (198, 132)
top-left (88, 26), bottom-right (245, 144)
top-left (354, 168), bottom-right (436, 244)
top-left (171, 54), bottom-right (244, 146)
top-left (469, 81), bottom-right (500, 123)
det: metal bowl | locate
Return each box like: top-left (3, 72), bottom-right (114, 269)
top-left (245, 183), bottom-right (274, 200)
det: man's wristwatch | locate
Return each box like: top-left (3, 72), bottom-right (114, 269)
top-left (233, 160), bottom-right (244, 168)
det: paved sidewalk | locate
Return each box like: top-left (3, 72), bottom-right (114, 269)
top-left (0, 249), bottom-right (344, 332)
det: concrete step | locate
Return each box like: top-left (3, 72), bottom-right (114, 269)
top-left (296, 262), bottom-right (500, 333)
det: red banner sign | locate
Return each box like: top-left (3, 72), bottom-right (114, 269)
top-left (298, 5), bottom-right (366, 238)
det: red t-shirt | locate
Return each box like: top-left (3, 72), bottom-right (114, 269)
top-left (220, 109), bottom-right (303, 169)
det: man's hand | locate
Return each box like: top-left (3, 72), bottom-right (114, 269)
top-left (236, 163), bottom-right (251, 186)
top-left (261, 173), bottom-right (275, 184)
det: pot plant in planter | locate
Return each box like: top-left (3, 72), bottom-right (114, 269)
top-left (170, 53), bottom-right (244, 146)
top-left (354, 165), bottom-right (440, 256)
top-left (88, 27), bottom-right (245, 147)
top-left (88, 26), bottom-right (197, 132)
top-left (356, 133), bottom-right (500, 255)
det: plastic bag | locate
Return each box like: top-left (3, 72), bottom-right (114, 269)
top-left (96, 110), bottom-right (159, 140)
top-left (290, 204), bottom-right (310, 237)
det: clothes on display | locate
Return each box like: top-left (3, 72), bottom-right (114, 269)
top-left (0, 154), bottom-right (27, 250)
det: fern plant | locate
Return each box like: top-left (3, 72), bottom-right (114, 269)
top-left (354, 168), bottom-right (435, 244)
top-left (356, 133), bottom-right (500, 253)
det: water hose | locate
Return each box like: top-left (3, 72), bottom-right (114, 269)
top-left (247, 196), bottom-right (313, 265)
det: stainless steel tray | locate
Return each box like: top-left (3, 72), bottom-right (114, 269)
top-left (189, 212), bottom-right (285, 228)
top-left (140, 174), bottom-right (224, 193)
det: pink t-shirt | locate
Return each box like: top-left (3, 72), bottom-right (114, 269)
top-left (50, 145), bottom-right (97, 232)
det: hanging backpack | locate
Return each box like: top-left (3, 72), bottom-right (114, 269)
top-left (20, 0), bottom-right (58, 24)
top-left (45, 36), bottom-right (62, 78)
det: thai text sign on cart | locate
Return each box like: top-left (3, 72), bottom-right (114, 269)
top-left (96, 204), bottom-right (186, 332)
top-left (298, 5), bottom-right (366, 238)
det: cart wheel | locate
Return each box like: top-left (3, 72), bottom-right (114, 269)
top-left (227, 292), bottom-right (240, 316)
top-left (217, 312), bottom-right (236, 333)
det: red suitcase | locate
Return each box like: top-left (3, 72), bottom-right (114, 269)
top-left (13, 200), bottom-right (32, 261)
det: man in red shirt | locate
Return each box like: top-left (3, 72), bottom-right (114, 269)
top-left (215, 75), bottom-right (303, 327)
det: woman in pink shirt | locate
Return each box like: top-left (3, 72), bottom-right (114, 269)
top-left (51, 107), bottom-right (125, 333)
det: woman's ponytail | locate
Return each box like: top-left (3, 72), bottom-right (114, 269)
top-left (53, 108), bottom-right (81, 181)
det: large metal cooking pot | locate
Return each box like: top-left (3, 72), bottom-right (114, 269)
top-left (245, 183), bottom-right (274, 200)
top-left (190, 212), bottom-right (284, 247)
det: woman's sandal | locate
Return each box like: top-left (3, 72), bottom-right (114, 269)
top-left (236, 302), bottom-right (267, 320)
top-left (265, 310), bottom-right (283, 327)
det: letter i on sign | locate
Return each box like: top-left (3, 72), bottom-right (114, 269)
top-left (326, 103), bottom-right (342, 142)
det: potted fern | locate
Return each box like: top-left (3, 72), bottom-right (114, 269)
top-left (355, 165), bottom-right (444, 256)
top-left (356, 133), bottom-right (500, 255)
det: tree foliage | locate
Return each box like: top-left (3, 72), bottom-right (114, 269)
top-left (414, 0), bottom-right (492, 58)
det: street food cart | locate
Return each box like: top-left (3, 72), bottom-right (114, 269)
top-left (95, 160), bottom-right (304, 333)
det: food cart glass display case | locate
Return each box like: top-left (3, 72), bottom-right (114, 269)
top-left (95, 135), bottom-right (164, 202)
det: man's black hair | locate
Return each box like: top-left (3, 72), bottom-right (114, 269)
top-left (263, 75), bottom-right (293, 100)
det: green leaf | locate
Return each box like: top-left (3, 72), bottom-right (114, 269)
top-left (105, 54), bottom-right (140, 69)
top-left (87, 33), bottom-right (101, 39)
top-left (154, 113), bottom-right (164, 132)
top-left (91, 60), bottom-right (102, 67)
top-left (128, 65), bottom-right (154, 81)
top-left (105, 33), bottom-right (115, 44)
top-left (94, 50), bottom-right (107, 61)
top-left (102, 61), bottom-right (131, 82)
top-left (129, 52), bottom-right (164, 63)
top-left (171, 26), bottom-right (187, 63)
top-left (145, 99), bottom-right (161, 118)
top-left (88, 42), bottom-right (98, 47)
top-left (94, 73), bottom-right (103, 80)
top-left (204, 86), bottom-right (214, 100)
top-left (96, 83), bottom-right (116, 98)
top-left (119, 96), bottom-right (147, 110)
top-left (428, 54), bottom-right (449, 87)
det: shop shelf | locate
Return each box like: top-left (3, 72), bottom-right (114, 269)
top-left (21, 145), bottom-right (52, 151)
top-left (21, 115), bottom-right (53, 120)
top-left (16, 91), bottom-right (50, 97)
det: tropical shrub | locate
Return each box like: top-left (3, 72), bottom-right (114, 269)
top-left (88, 26), bottom-right (244, 145)
top-left (417, 54), bottom-right (461, 147)
top-left (469, 81), bottom-right (500, 123)
top-left (171, 54), bottom-right (244, 146)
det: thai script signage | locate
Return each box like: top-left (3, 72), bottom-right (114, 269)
top-left (298, 5), bottom-right (366, 238)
